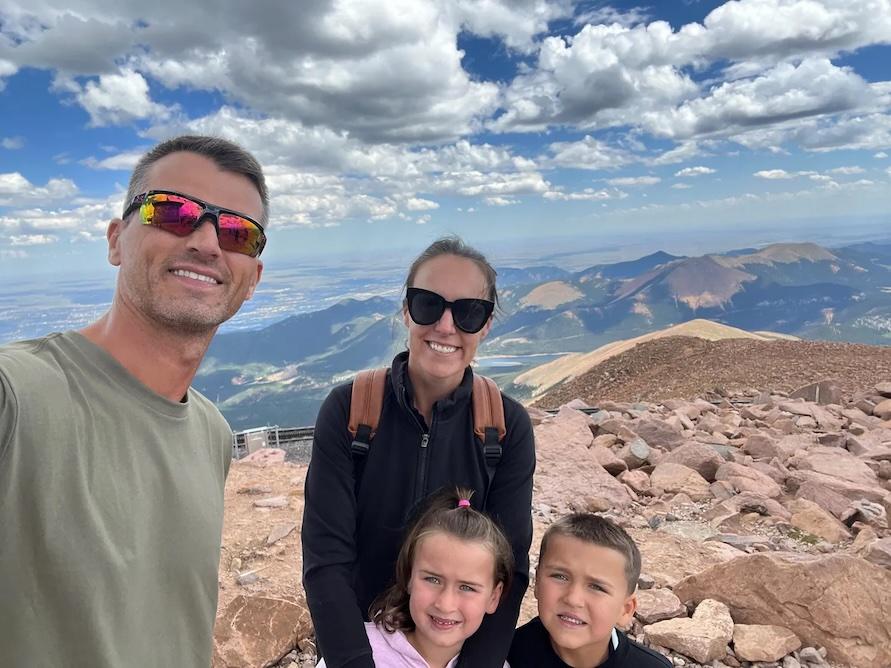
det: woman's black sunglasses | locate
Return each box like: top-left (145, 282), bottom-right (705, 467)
top-left (405, 287), bottom-right (494, 334)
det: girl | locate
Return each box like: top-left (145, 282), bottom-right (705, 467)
top-left (318, 488), bottom-right (514, 668)
top-left (303, 237), bottom-right (535, 667)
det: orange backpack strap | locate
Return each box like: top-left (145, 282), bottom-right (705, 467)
top-left (347, 369), bottom-right (507, 497)
top-left (348, 368), bottom-right (388, 456)
top-left (472, 374), bottom-right (506, 443)
top-left (472, 374), bottom-right (506, 484)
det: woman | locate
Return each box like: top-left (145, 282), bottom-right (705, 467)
top-left (302, 237), bottom-right (535, 668)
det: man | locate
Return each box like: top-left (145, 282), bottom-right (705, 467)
top-left (0, 136), bottom-right (267, 667)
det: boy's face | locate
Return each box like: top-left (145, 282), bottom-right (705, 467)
top-left (534, 534), bottom-right (637, 667)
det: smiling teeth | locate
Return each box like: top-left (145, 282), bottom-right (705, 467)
top-left (173, 269), bottom-right (218, 284)
top-left (428, 342), bottom-right (458, 353)
top-left (559, 615), bottom-right (585, 625)
top-left (431, 616), bottom-right (459, 626)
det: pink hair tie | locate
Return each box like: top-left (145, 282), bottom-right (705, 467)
top-left (457, 499), bottom-right (471, 508)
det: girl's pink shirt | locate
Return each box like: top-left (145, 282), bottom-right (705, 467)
top-left (317, 623), bottom-right (510, 668)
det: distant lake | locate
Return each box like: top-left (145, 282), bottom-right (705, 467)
top-left (475, 352), bottom-right (567, 370)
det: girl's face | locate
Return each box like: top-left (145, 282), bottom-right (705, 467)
top-left (403, 254), bottom-right (493, 390)
top-left (405, 532), bottom-right (503, 665)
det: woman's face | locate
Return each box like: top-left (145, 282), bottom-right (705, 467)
top-left (403, 254), bottom-right (493, 389)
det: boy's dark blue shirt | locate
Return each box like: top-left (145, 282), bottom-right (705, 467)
top-left (508, 617), bottom-right (671, 668)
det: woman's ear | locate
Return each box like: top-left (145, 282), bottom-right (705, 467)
top-left (478, 316), bottom-right (493, 341)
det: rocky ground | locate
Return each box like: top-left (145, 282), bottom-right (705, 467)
top-left (211, 376), bottom-right (891, 668)
top-left (534, 337), bottom-right (891, 409)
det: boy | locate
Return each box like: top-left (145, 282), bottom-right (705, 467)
top-left (508, 513), bottom-right (671, 667)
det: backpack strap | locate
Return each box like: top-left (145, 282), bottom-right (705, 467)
top-left (348, 368), bottom-right (388, 459)
top-left (347, 368), bottom-right (508, 499)
top-left (472, 373), bottom-right (507, 496)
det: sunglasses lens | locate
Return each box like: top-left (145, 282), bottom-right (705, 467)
top-left (452, 299), bottom-right (492, 334)
top-left (407, 289), bottom-right (445, 325)
top-left (142, 194), bottom-right (199, 236)
top-left (219, 214), bottom-right (266, 257)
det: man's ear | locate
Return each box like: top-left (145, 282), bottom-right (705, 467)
top-left (107, 219), bottom-right (123, 267)
top-left (245, 259), bottom-right (264, 300)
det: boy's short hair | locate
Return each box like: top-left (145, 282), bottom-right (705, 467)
top-left (538, 513), bottom-right (641, 595)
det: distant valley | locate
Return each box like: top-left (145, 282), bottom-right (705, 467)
top-left (194, 240), bottom-right (891, 429)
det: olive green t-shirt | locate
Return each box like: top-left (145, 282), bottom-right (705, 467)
top-left (0, 331), bottom-right (232, 668)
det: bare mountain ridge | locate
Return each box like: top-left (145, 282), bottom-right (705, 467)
top-left (513, 318), bottom-right (791, 400)
top-left (716, 242), bottom-right (839, 267)
top-left (610, 255), bottom-right (757, 309)
top-left (493, 240), bottom-right (883, 354)
top-left (608, 243), bottom-right (849, 311)
top-left (533, 335), bottom-right (891, 409)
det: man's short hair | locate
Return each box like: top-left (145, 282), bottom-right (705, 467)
top-left (539, 513), bottom-right (641, 595)
top-left (124, 136), bottom-right (269, 225)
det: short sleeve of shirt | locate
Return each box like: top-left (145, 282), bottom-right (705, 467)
top-left (0, 366), bottom-right (18, 461)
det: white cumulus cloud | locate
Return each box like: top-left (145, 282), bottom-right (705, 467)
top-left (0, 172), bottom-right (78, 205)
top-left (0, 194), bottom-right (117, 243)
top-left (2, 136), bottom-right (25, 149)
top-left (543, 187), bottom-right (625, 201)
top-left (10, 233), bottom-right (58, 245)
top-left (73, 69), bottom-right (170, 127)
top-left (829, 165), bottom-right (865, 174)
top-left (675, 166), bottom-right (716, 177)
top-left (484, 196), bottom-right (519, 206)
top-left (545, 136), bottom-right (633, 170)
top-left (82, 149), bottom-right (145, 171)
top-left (642, 59), bottom-right (874, 141)
top-left (606, 175), bottom-right (661, 186)
top-left (404, 197), bottom-right (439, 211)
top-left (754, 169), bottom-right (794, 179)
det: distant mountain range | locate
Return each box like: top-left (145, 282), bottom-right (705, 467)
top-left (195, 240), bottom-right (891, 429)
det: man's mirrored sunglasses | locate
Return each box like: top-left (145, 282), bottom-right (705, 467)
top-left (122, 189), bottom-right (266, 258)
top-left (405, 287), bottom-right (494, 334)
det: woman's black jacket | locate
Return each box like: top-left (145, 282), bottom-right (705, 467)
top-left (302, 351), bottom-right (535, 667)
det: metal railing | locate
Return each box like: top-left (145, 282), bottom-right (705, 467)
top-left (231, 425), bottom-right (315, 460)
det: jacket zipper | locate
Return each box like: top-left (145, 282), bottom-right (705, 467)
top-left (414, 432), bottom-right (430, 503)
top-left (404, 385), bottom-right (431, 504)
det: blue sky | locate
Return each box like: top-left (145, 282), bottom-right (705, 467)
top-left (1, 0), bottom-right (891, 279)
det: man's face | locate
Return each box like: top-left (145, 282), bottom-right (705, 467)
top-left (107, 151), bottom-right (264, 335)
